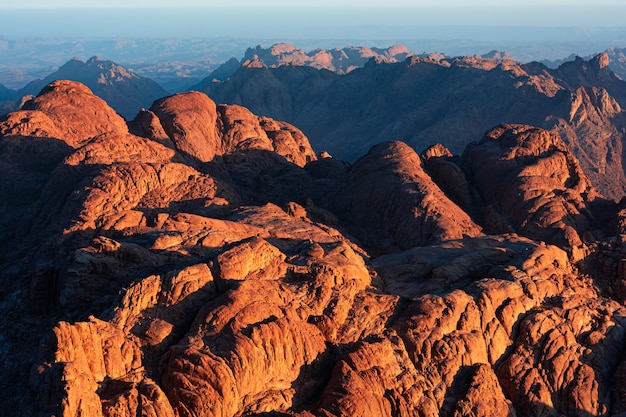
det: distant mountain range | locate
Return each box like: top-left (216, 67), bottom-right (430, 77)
top-left (201, 50), bottom-right (626, 200)
top-left (542, 47), bottom-right (626, 80)
top-left (242, 43), bottom-right (414, 73)
top-left (199, 44), bottom-right (516, 84)
top-left (3, 43), bottom-right (626, 203)
top-left (0, 57), bottom-right (168, 119)
top-left (194, 43), bottom-right (423, 87)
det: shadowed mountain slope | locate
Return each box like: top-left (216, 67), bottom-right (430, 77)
top-left (203, 53), bottom-right (626, 200)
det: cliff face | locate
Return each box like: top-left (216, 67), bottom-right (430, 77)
top-left (2, 80), bottom-right (626, 417)
top-left (204, 53), bottom-right (626, 201)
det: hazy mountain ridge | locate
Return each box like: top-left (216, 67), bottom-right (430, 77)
top-left (3, 79), bottom-right (626, 416)
top-left (241, 43), bottom-right (414, 72)
top-left (0, 82), bottom-right (13, 99)
top-left (194, 43), bottom-right (418, 91)
top-left (0, 36), bottom-right (235, 90)
top-left (200, 43), bottom-right (515, 84)
top-left (542, 47), bottom-right (626, 80)
top-left (3, 33), bottom-right (626, 91)
top-left (3, 56), bottom-right (169, 119)
top-left (203, 52), bottom-right (626, 200)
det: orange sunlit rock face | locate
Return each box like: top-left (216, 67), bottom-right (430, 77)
top-left (2, 79), bottom-right (626, 417)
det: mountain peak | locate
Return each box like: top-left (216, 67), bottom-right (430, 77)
top-left (12, 79), bottom-right (128, 148)
top-left (13, 56), bottom-right (169, 120)
top-left (86, 55), bottom-right (103, 63)
top-left (269, 43), bottom-right (298, 55)
top-left (592, 52), bottom-right (610, 70)
top-left (481, 50), bottom-right (514, 61)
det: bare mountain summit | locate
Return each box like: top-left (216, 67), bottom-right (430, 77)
top-left (12, 56), bottom-right (169, 119)
top-left (196, 43), bottom-right (414, 87)
top-left (241, 43), bottom-right (413, 73)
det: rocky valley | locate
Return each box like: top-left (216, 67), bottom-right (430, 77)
top-left (2, 70), bottom-right (626, 417)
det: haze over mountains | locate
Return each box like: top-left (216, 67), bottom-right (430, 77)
top-left (2, 20), bottom-right (626, 91)
top-left (239, 43), bottom-right (414, 74)
top-left (0, 56), bottom-right (169, 120)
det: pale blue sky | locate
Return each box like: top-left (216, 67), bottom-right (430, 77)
top-left (0, 0), bottom-right (624, 7)
top-left (1, 1), bottom-right (624, 38)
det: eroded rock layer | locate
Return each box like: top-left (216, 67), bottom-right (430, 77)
top-left (1, 80), bottom-right (626, 417)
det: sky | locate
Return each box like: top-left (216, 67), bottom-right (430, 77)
top-left (0, 1), bottom-right (625, 38)
top-left (0, 0), bottom-right (624, 6)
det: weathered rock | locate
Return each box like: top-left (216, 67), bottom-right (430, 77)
top-left (161, 236), bottom-right (371, 416)
top-left (4, 79), bottom-right (626, 417)
top-left (62, 162), bottom-right (201, 232)
top-left (464, 124), bottom-right (606, 248)
top-left (128, 108), bottom-right (173, 147)
top-left (63, 131), bottom-right (179, 166)
top-left (329, 140), bottom-right (482, 252)
top-left (33, 317), bottom-right (144, 417)
top-left (150, 91), bottom-right (316, 166)
top-left (450, 364), bottom-right (515, 417)
top-left (0, 109), bottom-right (67, 140)
top-left (497, 297), bottom-right (626, 417)
top-left (360, 234), bottom-right (615, 417)
top-left (315, 336), bottom-right (430, 417)
top-left (100, 379), bottom-right (176, 417)
top-left (422, 143), bottom-right (478, 215)
top-left (150, 91), bottom-right (222, 163)
top-left (216, 236), bottom-right (286, 281)
top-left (19, 80), bottom-right (129, 148)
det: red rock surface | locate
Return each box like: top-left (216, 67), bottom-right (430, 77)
top-left (147, 91), bottom-right (316, 166)
top-left (19, 80), bottom-right (129, 147)
top-left (463, 124), bottom-right (605, 249)
top-left (2, 79), bottom-right (626, 417)
top-left (329, 140), bottom-right (482, 252)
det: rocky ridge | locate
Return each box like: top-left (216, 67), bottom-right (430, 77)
top-left (542, 47), bottom-right (626, 82)
top-left (203, 52), bottom-right (626, 201)
top-left (1, 80), bottom-right (626, 417)
top-left (199, 43), bottom-right (414, 85)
